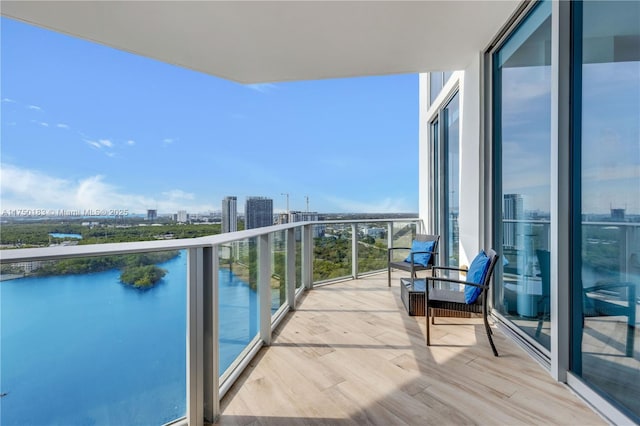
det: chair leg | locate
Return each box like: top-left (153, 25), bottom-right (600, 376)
top-left (426, 308), bottom-right (431, 346)
top-left (483, 312), bottom-right (499, 357)
top-left (625, 324), bottom-right (634, 357)
top-left (388, 266), bottom-right (391, 287)
top-left (535, 317), bottom-right (544, 338)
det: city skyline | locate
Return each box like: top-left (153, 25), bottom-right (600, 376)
top-left (0, 17), bottom-right (419, 215)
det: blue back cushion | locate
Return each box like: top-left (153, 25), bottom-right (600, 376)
top-left (404, 240), bottom-right (435, 267)
top-left (464, 251), bottom-right (491, 304)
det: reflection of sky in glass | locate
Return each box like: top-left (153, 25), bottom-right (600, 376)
top-left (582, 61), bottom-right (640, 214)
top-left (501, 65), bottom-right (551, 214)
top-left (446, 93), bottom-right (459, 212)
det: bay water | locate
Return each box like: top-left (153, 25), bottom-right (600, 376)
top-left (1, 251), bottom-right (258, 425)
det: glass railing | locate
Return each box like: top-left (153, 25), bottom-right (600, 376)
top-left (313, 222), bottom-right (353, 282)
top-left (218, 238), bottom-right (260, 378)
top-left (390, 221), bottom-right (418, 262)
top-left (0, 218), bottom-right (421, 426)
top-left (357, 222), bottom-right (388, 274)
top-left (271, 231), bottom-right (287, 314)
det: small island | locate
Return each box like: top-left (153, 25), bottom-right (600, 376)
top-left (29, 250), bottom-right (179, 290)
top-left (120, 265), bottom-right (167, 288)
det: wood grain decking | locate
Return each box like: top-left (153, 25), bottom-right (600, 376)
top-left (217, 272), bottom-right (606, 425)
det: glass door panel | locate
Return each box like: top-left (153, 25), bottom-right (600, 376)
top-left (572, 1), bottom-right (640, 419)
top-left (493, 0), bottom-right (552, 350)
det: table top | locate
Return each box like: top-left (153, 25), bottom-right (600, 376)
top-left (400, 277), bottom-right (426, 292)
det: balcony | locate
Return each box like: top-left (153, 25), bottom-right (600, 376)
top-left (0, 218), bottom-right (607, 425)
top-left (219, 271), bottom-right (603, 425)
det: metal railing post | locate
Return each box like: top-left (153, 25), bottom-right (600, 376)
top-left (187, 247), bottom-right (204, 426)
top-left (302, 224), bottom-right (314, 289)
top-left (352, 223), bottom-right (359, 279)
top-left (258, 233), bottom-right (272, 346)
top-left (286, 228), bottom-right (296, 310)
top-left (203, 246), bottom-right (219, 424)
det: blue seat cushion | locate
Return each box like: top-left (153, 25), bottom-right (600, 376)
top-left (464, 251), bottom-right (491, 304)
top-left (404, 240), bottom-right (435, 267)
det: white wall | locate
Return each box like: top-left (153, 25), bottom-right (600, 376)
top-left (457, 54), bottom-right (483, 266)
top-left (418, 73), bottom-right (431, 232)
top-left (418, 55), bottom-right (483, 268)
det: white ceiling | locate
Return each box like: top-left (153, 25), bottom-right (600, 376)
top-left (1, 1), bottom-right (522, 84)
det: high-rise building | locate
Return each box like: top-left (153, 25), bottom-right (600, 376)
top-left (503, 194), bottom-right (523, 249)
top-left (222, 196), bottom-right (238, 233)
top-left (146, 209), bottom-right (157, 221)
top-left (245, 196), bottom-right (273, 229)
top-left (288, 211), bottom-right (323, 239)
top-left (177, 210), bottom-right (188, 223)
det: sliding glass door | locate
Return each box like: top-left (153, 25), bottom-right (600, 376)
top-left (492, 0), bottom-right (552, 350)
top-left (432, 92), bottom-right (460, 269)
top-left (571, 1), bottom-right (640, 420)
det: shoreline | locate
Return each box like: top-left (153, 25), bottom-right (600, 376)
top-left (0, 273), bottom-right (25, 282)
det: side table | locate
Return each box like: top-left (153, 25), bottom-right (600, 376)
top-left (400, 278), bottom-right (426, 316)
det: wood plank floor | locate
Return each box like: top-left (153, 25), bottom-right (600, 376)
top-left (217, 272), bottom-right (606, 425)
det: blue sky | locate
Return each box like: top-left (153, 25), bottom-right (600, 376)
top-left (1, 17), bottom-right (418, 215)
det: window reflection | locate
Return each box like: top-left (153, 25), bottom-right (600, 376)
top-left (493, 0), bottom-right (552, 350)
top-left (429, 71), bottom-right (454, 106)
top-left (574, 0), bottom-right (640, 419)
top-left (444, 93), bottom-right (460, 267)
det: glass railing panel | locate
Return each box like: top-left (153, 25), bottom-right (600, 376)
top-left (390, 221), bottom-right (417, 262)
top-left (271, 230), bottom-right (287, 314)
top-left (218, 238), bottom-right (259, 376)
top-left (0, 251), bottom-right (187, 425)
top-left (357, 222), bottom-right (388, 274)
top-left (295, 231), bottom-right (303, 289)
top-left (313, 223), bottom-right (352, 281)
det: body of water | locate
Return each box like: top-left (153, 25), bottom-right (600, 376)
top-left (0, 251), bottom-right (259, 425)
top-left (49, 233), bottom-right (83, 239)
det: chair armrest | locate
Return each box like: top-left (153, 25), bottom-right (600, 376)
top-left (426, 276), bottom-right (486, 289)
top-left (433, 265), bottom-right (467, 273)
top-left (388, 247), bottom-right (411, 252)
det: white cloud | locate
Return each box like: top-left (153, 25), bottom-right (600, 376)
top-left (126, 140), bottom-right (136, 146)
top-left (0, 163), bottom-right (216, 214)
top-left (57, 123), bottom-right (70, 129)
top-left (39, 122), bottom-right (49, 127)
top-left (84, 139), bottom-right (114, 152)
top-left (244, 83), bottom-right (277, 93)
top-left (2, 98), bottom-right (16, 103)
top-left (28, 105), bottom-right (42, 111)
top-left (163, 138), bottom-right (174, 144)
